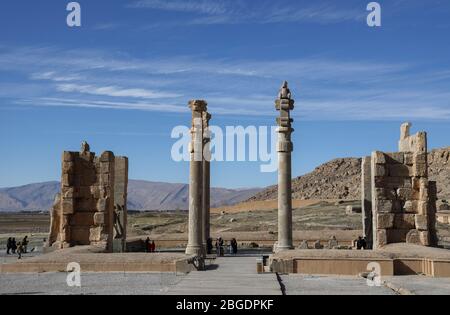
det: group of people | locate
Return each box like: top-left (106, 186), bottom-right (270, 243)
top-left (355, 236), bottom-right (368, 250)
top-left (206, 237), bottom-right (238, 256)
top-left (6, 236), bottom-right (29, 259)
top-left (144, 238), bottom-right (156, 253)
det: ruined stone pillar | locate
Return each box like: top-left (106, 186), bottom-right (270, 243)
top-left (186, 100), bottom-right (207, 256)
top-left (361, 156), bottom-right (373, 249)
top-left (113, 156), bottom-right (128, 252)
top-left (275, 81), bottom-right (295, 251)
top-left (202, 112), bottom-right (212, 251)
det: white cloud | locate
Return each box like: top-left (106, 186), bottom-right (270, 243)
top-left (1, 46), bottom-right (450, 120)
top-left (128, 0), bottom-right (227, 15)
top-left (56, 83), bottom-right (182, 99)
top-left (128, 0), bottom-right (365, 25)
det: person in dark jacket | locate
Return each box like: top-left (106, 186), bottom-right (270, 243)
top-left (11, 238), bottom-right (17, 254)
top-left (6, 237), bottom-right (12, 255)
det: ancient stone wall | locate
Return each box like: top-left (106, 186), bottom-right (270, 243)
top-left (48, 142), bottom-right (128, 252)
top-left (361, 156), bottom-right (373, 248)
top-left (371, 124), bottom-right (438, 249)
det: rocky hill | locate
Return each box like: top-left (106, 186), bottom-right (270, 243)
top-left (248, 147), bottom-right (450, 202)
top-left (0, 181), bottom-right (262, 212)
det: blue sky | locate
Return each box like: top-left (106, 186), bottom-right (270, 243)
top-left (0, 0), bottom-right (450, 189)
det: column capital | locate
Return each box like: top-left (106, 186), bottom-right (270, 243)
top-left (189, 100), bottom-right (208, 112)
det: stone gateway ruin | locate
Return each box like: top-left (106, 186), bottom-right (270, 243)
top-left (47, 142), bottom-right (128, 253)
top-left (362, 123), bottom-right (438, 249)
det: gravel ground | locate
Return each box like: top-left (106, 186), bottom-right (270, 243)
top-left (280, 275), bottom-right (396, 295)
top-left (0, 272), bottom-right (184, 295)
top-left (384, 276), bottom-right (450, 295)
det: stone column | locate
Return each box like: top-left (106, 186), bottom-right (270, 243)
top-left (361, 156), bottom-right (373, 249)
top-left (186, 100), bottom-right (207, 256)
top-left (202, 111), bottom-right (212, 252)
top-left (275, 81), bottom-right (295, 251)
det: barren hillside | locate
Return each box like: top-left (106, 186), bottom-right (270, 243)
top-left (248, 147), bottom-right (450, 202)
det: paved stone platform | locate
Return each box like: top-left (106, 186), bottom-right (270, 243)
top-left (0, 246), bottom-right (194, 274)
top-left (166, 256), bottom-right (282, 295)
top-left (280, 275), bottom-right (395, 295)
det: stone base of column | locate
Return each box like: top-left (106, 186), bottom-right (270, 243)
top-left (274, 245), bottom-right (294, 253)
top-left (185, 245), bottom-right (204, 256)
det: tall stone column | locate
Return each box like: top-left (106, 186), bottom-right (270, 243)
top-left (186, 100), bottom-right (207, 256)
top-left (275, 81), bottom-right (295, 252)
top-left (202, 111), bottom-right (212, 252)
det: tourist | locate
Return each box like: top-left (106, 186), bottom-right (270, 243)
top-left (219, 238), bottom-right (224, 256)
top-left (145, 237), bottom-right (150, 253)
top-left (361, 237), bottom-right (368, 250)
top-left (215, 238), bottom-right (219, 255)
top-left (11, 238), bottom-right (17, 254)
top-left (151, 241), bottom-right (156, 253)
top-left (22, 236), bottom-right (29, 253)
top-left (16, 242), bottom-right (24, 260)
top-left (206, 238), bottom-right (213, 255)
top-left (6, 237), bottom-right (12, 255)
top-left (356, 237), bottom-right (363, 250)
top-left (231, 238), bottom-right (238, 255)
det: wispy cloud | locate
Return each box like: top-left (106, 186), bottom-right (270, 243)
top-left (127, 0), bottom-right (365, 25)
top-left (128, 0), bottom-right (227, 15)
top-left (56, 83), bottom-right (182, 99)
top-left (1, 46), bottom-right (450, 120)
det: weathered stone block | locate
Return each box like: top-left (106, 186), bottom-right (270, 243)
top-left (76, 198), bottom-right (94, 212)
top-left (100, 162), bottom-right (112, 174)
top-left (97, 197), bottom-right (110, 212)
top-left (392, 200), bottom-right (404, 213)
top-left (62, 187), bottom-right (74, 198)
top-left (406, 230), bottom-right (421, 245)
top-left (62, 198), bottom-right (74, 215)
top-left (62, 161), bottom-right (74, 173)
top-left (415, 215), bottom-right (428, 231)
top-left (386, 229), bottom-right (409, 243)
top-left (404, 153), bottom-right (414, 165)
top-left (62, 174), bottom-right (72, 187)
top-left (414, 152), bottom-right (427, 164)
top-left (420, 231), bottom-right (430, 246)
top-left (93, 212), bottom-right (105, 225)
top-left (388, 164), bottom-right (411, 177)
top-left (89, 227), bottom-right (103, 242)
top-left (394, 214), bottom-right (416, 230)
top-left (413, 162), bottom-right (427, 177)
top-left (377, 214), bottom-right (394, 229)
top-left (374, 165), bottom-right (386, 177)
top-left (372, 151), bottom-right (386, 164)
top-left (376, 229), bottom-right (387, 248)
top-left (100, 174), bottom-right (110, 185)
top-left (63, 151), bottom-right (75, 162)
top-left (374, 199), bottom-right (393, 213)
top-left (386, 152), bottom-right (404, 164)
top-left (100, 151), bottom-right (114, 162)
top-left (417, 201), bottom-right (428, 215)
top-left (90, 186), bottom-right (100, 199)
top-left (397, 188), bottom-right (413, 200)
top-left (69, 213), bottom-right (94, 227)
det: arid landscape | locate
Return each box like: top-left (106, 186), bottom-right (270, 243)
top-left (2, 199), bottom-right (450, 252)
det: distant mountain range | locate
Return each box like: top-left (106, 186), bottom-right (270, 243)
top-left (0, 180), bottom-right (262, 212)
